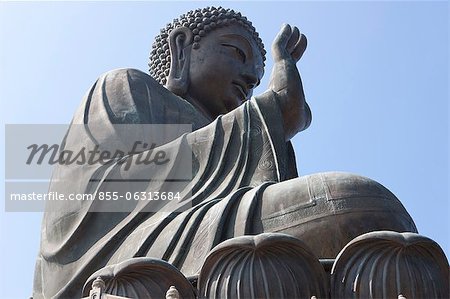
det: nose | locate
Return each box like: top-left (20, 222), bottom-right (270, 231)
top-left (241, 71), bottom-right (259, 90)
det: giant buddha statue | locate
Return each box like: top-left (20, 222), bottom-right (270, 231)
top-left (33, 7), bottom-right (419, 298)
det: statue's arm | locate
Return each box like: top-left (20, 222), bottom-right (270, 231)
top-left (260, 24), bottom-right (311, 141)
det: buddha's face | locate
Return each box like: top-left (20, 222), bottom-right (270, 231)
top-left (186, 24), bottom-right (264, 119)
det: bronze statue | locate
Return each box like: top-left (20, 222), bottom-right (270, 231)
top-left (33, 7), bottom-right (420, 298)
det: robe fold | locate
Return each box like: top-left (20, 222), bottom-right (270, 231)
top-left (33, 68), bottom-right (304, 298)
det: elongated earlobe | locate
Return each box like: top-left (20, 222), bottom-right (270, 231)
top-left (166, 27), bottom-right (194, 96)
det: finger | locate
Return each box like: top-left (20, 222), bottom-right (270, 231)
top-left (287, 26), bottom-right (300, 53)
top-left (273, 24), bottom-right (292, 49)
top-left (291, 33), bottom-right (307, 61)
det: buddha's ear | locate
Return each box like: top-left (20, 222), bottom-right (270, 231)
top-left (166, 27), bottom-right (194, 96)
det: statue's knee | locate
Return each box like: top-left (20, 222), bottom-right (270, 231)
top-left (300, 171), bottom-right (397, 200)
top-left (298, 171), bottom-right (417, 229)
top-left (259, 172), bottom-right (417, 258)
top-left (267, 171), bottom-right (403, 208)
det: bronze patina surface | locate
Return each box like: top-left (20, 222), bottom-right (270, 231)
top-left (33, 7), bottom-right (442, 299)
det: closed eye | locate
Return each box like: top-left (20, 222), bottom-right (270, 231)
top-left (221, 43), bottom-right (246, 63)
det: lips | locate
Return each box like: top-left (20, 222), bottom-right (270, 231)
top-left (232, 81), bottom-right (248, 101)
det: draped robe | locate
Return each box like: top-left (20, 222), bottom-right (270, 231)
top-left (33, 68), bottom-right (307, 298)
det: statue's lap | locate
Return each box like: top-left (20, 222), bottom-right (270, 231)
top-left (253, 171), bottom-right (417, 257)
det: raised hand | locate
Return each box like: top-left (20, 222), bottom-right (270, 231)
top-left (268, 24), bottom-right (310, 141)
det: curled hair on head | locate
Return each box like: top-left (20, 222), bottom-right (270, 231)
top-left (149, 6), bottom-right (266, 85)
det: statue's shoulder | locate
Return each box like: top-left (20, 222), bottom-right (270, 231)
top-left (98, 68), bottom-right (184, 106)
top-left (99, 67), bottom-right (163, 90)
top-left (86, 68), bottom-right (207, 126)
top-left (82, 68), bottom-right (169, 123)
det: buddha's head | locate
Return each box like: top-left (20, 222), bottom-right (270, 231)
top-left (149, 7), bottom-right (266, 119)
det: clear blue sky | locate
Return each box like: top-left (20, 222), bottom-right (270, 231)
top-left (0, 1), bottom-right (448, 298)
